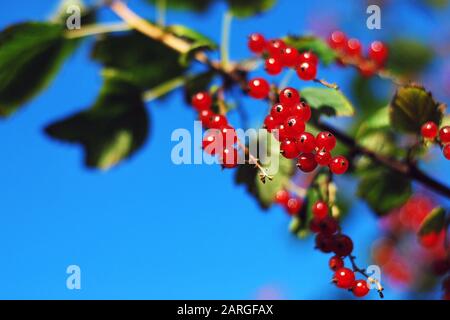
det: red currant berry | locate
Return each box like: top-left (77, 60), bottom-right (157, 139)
top-left (312, 201), bottom-right (328, 219)
top-left (199, 109), bottom-right (213, 127)
top-left (286, 198), bottom-right (302, 215)
top-left (297, 51), bottom-right (318, 66)
top-left (264, 115), bottom-right (279, 132)
top-left (329, 256), bottom-right (344, 271)
top-left (315, 233), bottom-right (334, 253)
top-left (332, 234), bottom-right (354, 257)
top-left (202, 130), bottom-right (221, 155)
top-left (315, 150), bottom-right (332, 166)
top-left (296, 132), bottom-right (316, 153)
top-left (275, 189), bottom-right (289, 205)
top-left (317, 216), bottom-right (338, 235)
top-left (297, 62), bottom-right (317, 81)
top-left (248, 33), bottom-right (266, 54)
top-left (297, 152), bottom-right (318, 173)
top-left (421, 121), bottom-right (438, 139)
top-left (444, 144), bottom-right (450, 160)
top-left (265, 57), bottom-right (283, 75)
top-left (333, 268), bottom-right (356, 289)
top-left (273, 124), bottom-right (292, 141)
top-left (352, 280), bottom-right (370, 297)
top-left (248, 78), bottom-right (270, 99)
top-left (266, 39), bottom-right (286, 58)
top-left (281, 46), bottom-right (299, 67)
top-left (316, 131), bottom-right (336, 151)
top-left (368, 41), bottom-right (388, 66)
top-left (220, 125), bottom-right (238, 145)
top-left (280, 139), bottom-right (300, 159)
top-left (329, 156), bottom-right (349, 175)
top-left (439, 126), bottom-right (450, 144)
top-left (328, 31), bottom-right (347, 50)
top-left (270, 103), bottom-right (291, 121)
top-left (209, 114), bottom-right (228, 129)
top-left (191, 92), bottom-right (212, 111)
top-left (309, 218), bottom-right (321, 233)
top-left (279, 87), bottom-right (300, 106)
top-left (220, 147), bottom-right (239, 168)
top-left (285, 116), bottom-right (305, 136)
top-left (346, 38), bottom-right (362, 57)
top-left (291, 102), bottom-right (311, 122)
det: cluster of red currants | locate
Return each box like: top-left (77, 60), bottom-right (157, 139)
top-left (248, 33), bottom-right (319, 81)
top-left (191, 91), bottom-right (240, 168)
top-left (328, 30), bottom-right (388, 77)
top-left (309, 200), bottom-right (370, 297)
top-left (261, 87), bottom-right (349, 174)
top-left (421, 121), bottom-right (450, 160)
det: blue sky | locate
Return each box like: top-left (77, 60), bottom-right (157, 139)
top-left (0, 0), bottom-right (449, 299)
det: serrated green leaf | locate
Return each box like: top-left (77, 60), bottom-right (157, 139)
top-left (284, 36), bottom-right (337, 66)
top-left (390, 84), bottom-right (446, 134)
top-left (45, 76), bottom-right (149, 170)
top-left (227, 0), bottom-right (276, 18)
top-left (0, 22), bottom-right (78, 117)
top-left (91, 31), bottom-right (186, 91)
top-left (301, 87), bottom-right (355, 117)
top-left (418, 207), bottom-right (446, 236)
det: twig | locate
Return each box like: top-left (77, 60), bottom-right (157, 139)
top-left (236, 140), bottom-right (273, 183)
top-left (348, 255), bottom-right (384, 298)
top-left (107, 0), bottom-right (450, 199)
top-left (313, 78), bottom-right (339, 90)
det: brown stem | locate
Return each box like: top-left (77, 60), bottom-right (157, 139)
top-left (109, 0), bottom-right (450, 199)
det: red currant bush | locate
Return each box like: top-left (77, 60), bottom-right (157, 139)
top-left (329, 156), bottom-right (349, 175)
top-left (279, 87), bottom-right (300, 106)
top-left (439, 126), bottom-right (450, 144)
top-left (297, 152), bottom-right (318, 173)
top-left (312, 200), bottom-right (328, 219)
top-left (296, 62), bottom-right (317, 81)
top-left (329, 256), bottom-right (344, 271)
top-left (316, 131), bottom-right (336, 151)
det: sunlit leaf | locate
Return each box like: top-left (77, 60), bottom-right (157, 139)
top-left (284, 36), bottom-right (337, 66)
top-left (301, 87), bottom-right (355, 117)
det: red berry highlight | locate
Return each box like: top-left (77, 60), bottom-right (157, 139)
top-left (286, 198), bottom-right (302, 215)
top-left (297, 62), bottom-right (317, 81)
top-left (352, 280), bottom-right (370, 297)
top-left (439, 126), bottom-right (450, 144)
top-left (333, 267), bottom-right (355, 289)
top-left (265, 57), bottom-right (283, 75)
top-left (280, 139), bottom-right (300, 159)
top-left (297, 152), bottom-right (318, 172)
top-left (248, 33), bottom-right (266, 54)
top-left (329, 256), bottom-right (344, 271)
top-left (316, 131), bottom-right (336, 151)
top-left (312, 201), bottom-right (329, 219)
top-left (192, 92), bottom-right (212, 111)
top-left (279, 87), bottom-right (300, 106)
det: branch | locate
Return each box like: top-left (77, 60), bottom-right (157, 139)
top-left (348, 255), bottom-right (384, 298)
top-left (315, 121), bottom-right (450, 198)
top-left (108, 0), bottom-right (450, 199)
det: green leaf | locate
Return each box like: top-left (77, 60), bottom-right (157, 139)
top-left (357, 167), bottom-right (412, 216)
top-left (390, 84), bottom-right (446, 134)
top-left (235, 130), bottom-right (295, 209)
top-left (350, 75), bottom-right (388, 117)
top-left (0, 22), bottom-right (77, 117)
top-left (284, 36), bottom-right (337, 66)
top-left (45, 76), bottom-right (149, 170)
top-left (356, 106), bottom-right (390, 138)
top-left (227, 0), bottom-right (276, 18)
top-left (301, 87), bottom-right (355, 117)
top-left (91, 31), bottom-right (186, 91)
top-left (387, 38), bottom-right (434, 76)
top-left (418, 207), bottom-right (446, 236)
top-left (146, 0), bottom-right (214, 12)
